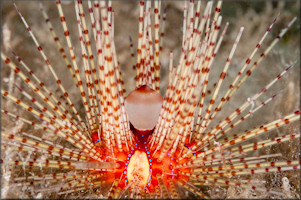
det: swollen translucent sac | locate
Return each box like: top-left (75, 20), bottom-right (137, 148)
top-left (125, 85), bottom-right (163, 131)
top-left (1, 0), bottom-right (300, 199)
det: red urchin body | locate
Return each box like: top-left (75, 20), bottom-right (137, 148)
top-left (91, 85), bottom-right (191, 194)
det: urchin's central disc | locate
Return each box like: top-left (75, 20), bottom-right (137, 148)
top-left (125, 85), bottom-right (163, 131)
top-left (127, 150), bottom-right (150, 188)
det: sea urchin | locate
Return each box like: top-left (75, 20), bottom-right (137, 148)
top-left (1, 0), bottom-right (300, 199)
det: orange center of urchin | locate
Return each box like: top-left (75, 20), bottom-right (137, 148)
top-left (127, 150), bottom-right (150, 188)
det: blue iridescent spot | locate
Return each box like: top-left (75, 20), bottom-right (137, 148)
top-left (128, 154), bottom-right (131, 157)
top-left (147, 151), bottom-right (150, 154)
top-left (125, 163), bottom-right (128, 165)
top-left (149, 159), bottom-right (152, 162)
top-left (124, 171), bottom-right (126, 174)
